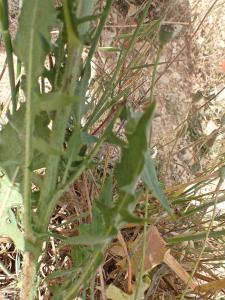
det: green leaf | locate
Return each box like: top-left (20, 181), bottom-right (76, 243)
top-left (219, 166), bottom-right (225, 180)
top-left (106, 279), bottom-right (150, 300)
top-left (34, 93), bottom-right (79, 113)
top-left (0, 106), bottom-right (51, 179)
top-left (105, 133), bottom-right (127, 148)
top-left (14, 0), bottom-right (57, 82)
top-left (141, 151), bottom-right (171, 214)
top-left (115, 103), bottom-right (155, 194)
top-left (0, 106), bottom-right (25, 179)
top-left (62, 205), bottom-right (115, 246)
top-left (46, 267), bottom-right (79, 281)
top-left (99, 175), bottom-right (113, 208)
top-left (65, 128), bottom-right (83, 160)
top-left (81, 132), bottom-right (98, 145)
top-left (33, 136), bottom-right (64, 156)
top-left (61, 176), bottom-right (116, 246)
top-left (0, 171), bottom-right (24, 250)
top-left (34, 111), bottom-right (51, 141)
top-left (110, 103), bottom-right (156, 230)
top-left (125, 109), bottom-right (143, 135)
top-left (0, 0), bottom-right (9, 32)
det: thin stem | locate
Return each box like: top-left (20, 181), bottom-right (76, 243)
top-left (75, 0), bottom-right (113, 123)
top-left (148, 46), bottom-right (161, 144)
top-left (149, 47), bottom-right (161, 103)
top-left (63, 251), bottom-right (102, 300)
top-left (117, 231), bottom-right (132, 294)
top-left (23, 6), bottom-right (38, 245)
top-left (40, 117), bottom-right (110, 228)
top-left (180, 178), bottom-right (223, 299)
top-left (84, 0), bottom-right (153, 129)
top-left (134, 192), bottom-right (148, 300)
top-left (0, 0), bottom-right (17, 112)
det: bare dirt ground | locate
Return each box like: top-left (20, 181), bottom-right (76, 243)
top-left (107, 0), bottom-right (225, 188)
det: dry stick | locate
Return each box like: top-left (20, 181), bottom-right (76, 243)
top-left (180, 177), bottom-right (224, 299)
top-left (175, 126), bottom-right (224, 181)
top-left (98, 266), bottom-right (106, 300)
top-left (104, 21), bottom-right (190, 28)
top-left (82, 172), bottom-right (92, 222)
top-left (117, 231), bottom-right (133, 295)
top-left (91, 105), bottom-right (117, 135)
top-left (164, 171), bottom-right (219, 195)
top-left (101, 145), bottom-right (110, 185)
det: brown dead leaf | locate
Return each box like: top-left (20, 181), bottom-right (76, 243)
top-left (198, 278), bottom-right (225, 293)
top-left (131, 226), bottom-right (196, 290)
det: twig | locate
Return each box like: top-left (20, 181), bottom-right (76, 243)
top-left (82, 172), bottom-right (92, 222)
top-left (117, 231), bottom-right (133, 294)
top-left (98, 266), bottom-right (106, 300)
top-left (104, 21), bottom-right (190, 28)
top-left (0, 261), bottom-right (13, 277)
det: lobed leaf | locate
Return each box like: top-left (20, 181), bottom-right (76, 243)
top-left (0, 107), bottom-right (25, 179)
top-left (34, 93), bottom-right (79, 113)
top-left (115, 102), bottom-right (155, 194)
top-left (0, 171), bottom-right (24, 250)
top-left (14, 0), bottom-right (57, 82)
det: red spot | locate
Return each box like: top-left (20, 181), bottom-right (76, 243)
top-left (123, 39), bottom-right (129, 49)
top-left (220, 60), bottom-right (225, 72)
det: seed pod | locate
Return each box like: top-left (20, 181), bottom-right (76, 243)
top-left (159, 24), bottom-right (174, 47)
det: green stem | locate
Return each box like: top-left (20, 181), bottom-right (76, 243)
top-left (75, 0), bottom-right (113, 123)
top-left (149, 46), bottom-right (161, 103)
top-left (40, 115), bottom-right (110, 229)
top-left (134, 192), bottom-right (148, 300)
top-left (0, 0), bottom-right (17, 112)
top-left (84, 0), bottom-right (153, 130)
top-left (180, 179), bottom-right (223, 299)
top-left (166, 226), bottom-right (225, 245)
top-left (37, 50), bottom-right (82, 230)
top-left (61, 193), bottom-right (138, 298)
top-left (63, 251), bottom-right (102, 300)
top-left (148, 46), bottom-right (161, 144)
top-left (23, 10), bottom-right (38, 245)
top-left (37, 0), bottom-right (95, 231)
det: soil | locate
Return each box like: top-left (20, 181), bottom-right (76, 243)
top-left (104, 0), bottom-right (225, 187)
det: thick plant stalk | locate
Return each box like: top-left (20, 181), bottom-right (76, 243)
top-left (21, 253), bottom-right (38, 300)
top-left (37, 0), bottom-right (96, 231)
top-left (21, 1), bottom-right (96, 299)
top-left (19, 1), bottom-right (57, 298)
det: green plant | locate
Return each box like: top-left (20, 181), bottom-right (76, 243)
top-left (0, 0), bottom-right (172, 299)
